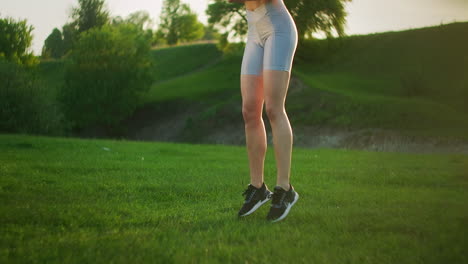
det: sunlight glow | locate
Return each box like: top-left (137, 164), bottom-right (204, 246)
top-left (0, 0), bottom-right (466, 54)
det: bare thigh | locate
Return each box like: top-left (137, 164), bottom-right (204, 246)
top-left (241, 75), bottom-right (264, 118)
top-left (263, 70), bottom-right (291, 115)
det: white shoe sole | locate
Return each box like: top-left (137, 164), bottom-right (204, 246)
top-left (271, 192), bottom-right (299, 223)
top-left (239, 193), bottom-right (272, 217)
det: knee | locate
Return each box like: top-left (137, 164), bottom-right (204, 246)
top-left (242, 105), bottom-right (262, 124)
top-left (265, 105), bottom-right (284, 122)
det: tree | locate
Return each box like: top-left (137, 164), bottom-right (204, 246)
top-left (0, 16), bottom-right (37, 66)
top-left (61, 24), bottom-right (153, 130)
top-left (176, 13), bottom-right (205, 43)
top-left (112, 11), bottom-right (153, 30)
top-left (158, 0), bottom-right (205, 45)
top-left (206, 0), bottom-right (351, 41)
top-left (152, 29), bottom-right (167, 46)
top-left (287, 0), bottom-right (351, 39)
top-left (42, 28), bottom-right (64, 59)
top-left (62, 23), bottom-right (79, 55)
top-left (72, 0), bottom-right (110, 33)
top-left (111, 11), bottom-right (154, 46)
top-left (59, 0), bottom-right (109, 56)
top-left (126, 11), bottom-right (153, 30)
top-left (206, 1), bottom-right (247, 39)
top-left (202, 25), bottom-right (220, 41)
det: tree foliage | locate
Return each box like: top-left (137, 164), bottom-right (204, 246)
top-left (111, 11), bottom-right (154, 46)
top-left (126, 11), bottom-right (153, 30)
top-left (54, 0), bottom-right (110, 56)
top-left (42, 28), bottom-right (64, 59)
top-left (202, 25), bottom-right (220, 41)
top-left (62, 23), bottom-right (79, 55)
top-left (287, 0), bottom-right (351, 39)
top-left (0, 16), bottom-right (37, 66)
top-left (112, 11), bottom-right (153, 30)
top-left (61, 24), bottom-right (153, 130)
top-left (177, 13), bottom-right (205, 43)
top-left (72, 0), bottom-right (110, 33)
top-left (158, 0), bottom-right (205, 45)
top-left (206, 0), bottom-right (351, 41)
top-left (206, 1), bottom-right (247, 38)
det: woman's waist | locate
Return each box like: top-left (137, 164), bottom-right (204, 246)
top-left (245, 0), bottom-right (270, 12)
top-left (247, 14), bottom-right (296, 39)
top-left (246, 0), bottom-right (289, 22)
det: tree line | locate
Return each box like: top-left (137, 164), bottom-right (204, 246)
top-left (42, 0), bottom-right (209, 59)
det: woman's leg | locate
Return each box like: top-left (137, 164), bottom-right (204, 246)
top-left (241, 74), bottom-right (267, 188)
top-left (263, 70), bottom-right (293, 191)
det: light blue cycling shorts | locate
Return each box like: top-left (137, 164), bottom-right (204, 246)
top-left (241, 0), bottom-right (298, 75)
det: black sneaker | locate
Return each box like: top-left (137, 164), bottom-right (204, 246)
top-left (267, 185), bottom-right (299, 222)
top-left (238, 183), bottom-right (273, 217)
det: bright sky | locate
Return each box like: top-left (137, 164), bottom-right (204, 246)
top-left (1, 0), bottom-right (467, 55)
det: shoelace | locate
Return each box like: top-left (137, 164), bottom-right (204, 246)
top-left (242, 185), bottom-right (257, 203)
top-left (271, 190), bottom-right (287, 208)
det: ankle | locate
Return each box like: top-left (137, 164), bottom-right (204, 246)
top-left (250, 182), bottom-right (263, 189)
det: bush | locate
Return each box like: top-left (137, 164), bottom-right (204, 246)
top-left (222, 42), bottom-right (245, 58)
top-left (0, 16), bottom-right (38, 66)
top-left (216, 33), bottom-right (245, 58)
top-left (0, 59), bottom-right (65, 134)
top-left (60, 24), bottom-right (154, 131)
top-left (42, 28), bottom-right (65, 59)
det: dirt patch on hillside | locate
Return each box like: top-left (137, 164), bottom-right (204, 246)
top-left (123, 102), bottom-right (203, 143)
top-left (121, 76), bottom-right (468, 154)
top-left (186, 124), bottom-right (468, 154)
top-left (292, 126), bottom-right (468, 154)
top-left (124, 110), bottom-right (468, 154)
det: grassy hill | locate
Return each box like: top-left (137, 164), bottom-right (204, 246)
top-left (1, 134), bottom-right (467, 263)
top-left (293, 22), bottom-right (468, 137)
top-left (149, 43), bottom-right (222, 83)
top-left (38, 22), bottom-right (468, 143)
top-left (298, 22), bottom-right (468, 109)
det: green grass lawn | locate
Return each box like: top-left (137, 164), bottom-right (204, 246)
top-left (1, 134), bottom-right (467, 263)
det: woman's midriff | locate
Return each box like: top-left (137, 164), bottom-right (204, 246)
top-left (245, 0), bottom-right (272, 11)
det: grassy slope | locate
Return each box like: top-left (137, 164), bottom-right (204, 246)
top-left (145, 56), bottom-right (239, 104)
top-left (38, 23), bottom-right (468, 140)
top-left (149, 43), bottom-right (222, 83)
top-left (142, 22), bottom-right (468, 139)
top-left (1, 134), bottom-right (467, 263)
top-left (297, 22), bottom-right (468, 102)
top-left (292, 22), bottom-right (468, 137)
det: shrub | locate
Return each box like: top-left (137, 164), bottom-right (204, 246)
top-left (60, 24), bottom-right (153, 131)
top-left (216, 33), bottom-right (245, 58)
top-left (0, 59), bottom-right (65, 134)
top-left (222, 42), bottom-right (245, 58)
top-left (42, 28), bottom-right (65, 59)
top-left (0, 16), bottom-right (38, 66)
